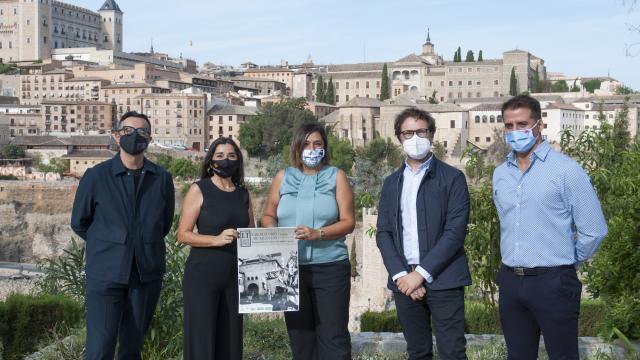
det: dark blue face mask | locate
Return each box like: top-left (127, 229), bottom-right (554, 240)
top-left (210, 159), bottom-right (239, 178)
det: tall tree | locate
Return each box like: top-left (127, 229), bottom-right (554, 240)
top-left (465, 50), bottom-right (475, 62)
top-left (583, 79), bottom-right (602, 93)
top-left (509, 67), bottom-right (518, 96)
top-left (533, 65), bottom-right (540, 93)
top-left (315, 75), bottom-right (325, 102)
top-left (325, 77), bottom-right (335, 104)
top-left (478, 50), bottom-right (483, 62)
top-left (550, 80), bottom-right (569, 92)
top-left (380, 63), bottom-right (390, 101)
top-left (238, 97), bottom-right (316, 157)
top-left (453, 49), bottom-right (458, 62)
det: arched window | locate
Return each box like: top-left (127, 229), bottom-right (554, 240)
top-left (392, 71), bottom-right (401, 80)
top-left (475, 115), bottom-right (480, 123)
top-left (482, 115), bottom-right (487, 123)
top-left (490, 115), bottom-right (495, 123)
top-left (410, 70), bottom-right (418, 79)
top-left (402, 70), bottom-right (410, 80)
top-left (497, 115), bottom-right (503, 123)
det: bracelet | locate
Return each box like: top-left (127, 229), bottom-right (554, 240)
top-left (319, 229), bottom-right (325, 240)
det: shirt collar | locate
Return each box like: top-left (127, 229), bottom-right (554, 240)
top-left (111, 152), bottom-right (158, 176)
top-left (507, 140), bottom-right (551, 167)
top-left (404, 154), bottom-right (433, 174)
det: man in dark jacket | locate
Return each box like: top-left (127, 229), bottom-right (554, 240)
top-left (71, 111), bottom-right (175, 360)
top-left (376, 108), bottom-right (471, 360)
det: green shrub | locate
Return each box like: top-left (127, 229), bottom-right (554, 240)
top-left (35, 237), bottom-right (86, 302)
top-left (580, 299), bottom-right (606, 337)
top-left (0, 174), bottom-right (18, 180)
top-left (465, 301), bottom-right (501, 334)
top-left (0, 293), bottom-right (82, 360)
top-left (601, 295), bottom-right (640, 340)
top-left (360, 310), bottom-right (403, 333)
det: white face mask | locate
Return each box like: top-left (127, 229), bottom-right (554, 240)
top-left (402, 135), bottom-right (432, 160)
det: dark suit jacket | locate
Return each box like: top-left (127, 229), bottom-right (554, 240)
top-left (376, 156), bottom-right (471, 291)
top-left (71, 154), bottom-right (175, 284)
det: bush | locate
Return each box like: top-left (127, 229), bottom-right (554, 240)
top-left (601, 295), bottom-right (640, 340)
top-left (35, 237), bottom-right (86, 302)
top-left (0, 174), bottom-right (18, 180)
top-left (0, 293), bottom-right (82, 360)
top-left (465, 301), bottom-right (501, 334)
top-left (360, 310), bottom-right (403, 332)
top-left (361, 300), bottom-right (605, 337)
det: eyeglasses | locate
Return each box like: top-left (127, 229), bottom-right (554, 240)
top-left (400, 128), bottom-right (430, 139)
top-left (118, 126), bottom-right (151, 138)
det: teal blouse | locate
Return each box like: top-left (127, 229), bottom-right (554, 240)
top-left (276, 166), bottom-right (348, 265)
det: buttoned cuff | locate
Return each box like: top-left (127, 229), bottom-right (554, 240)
top-left (415, 266), bottom-right (433, 283)
top-left (392, 271), bottom-right (408, 282)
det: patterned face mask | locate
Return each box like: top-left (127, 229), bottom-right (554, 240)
top-left (301, 148), bottom-right (325, 168)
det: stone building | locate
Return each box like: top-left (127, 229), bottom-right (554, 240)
top-left (243, 67), bottom-right (294, 93)
top-left (206, 104), bottom-right (257, 148)
top-left (138, 93), bottom-right (207, 151)
top-left (229, 76), bottom-right (287, 96)
top-left (41, 100), bottom-right (115, 135)
top-left (101, 83), bottom-right (171, 120)
top-left (62, 149), bottom-right (115, 176)
top-left (320, 97), bottom-right (383, 147)
top-left (0, 0), bottom-right (124, 62)
top-left (0, 104), bottom-right (41, 137)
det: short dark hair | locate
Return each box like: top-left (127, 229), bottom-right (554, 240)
top-left (201, 137), bottom-right (245, 185)
top-left (289, 122), bottom-right (330, 169)
top-left (501, 95), bottom-right (542, 121)
top-left (394, 108), bottom-right (436, 140)
top-left (119, 111), bottom-right (151, 131)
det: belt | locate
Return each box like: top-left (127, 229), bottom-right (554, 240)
top-left (503, 264), bottom-right (574, 276)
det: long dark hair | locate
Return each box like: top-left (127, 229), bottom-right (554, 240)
top-left (289, 122), bottom-right (331, 169)
top-left (200, 137), bottom-right (245, 186)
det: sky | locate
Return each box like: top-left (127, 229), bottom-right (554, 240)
top-left (78, 0), bottom-right (639, 88)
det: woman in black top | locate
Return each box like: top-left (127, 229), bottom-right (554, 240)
top-left (177, 137), bottom-right (254, 360)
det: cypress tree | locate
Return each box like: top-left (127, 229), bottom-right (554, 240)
top-left (380, 63), bottom-right (390, 100)
top-left (325, 77), bottom-right (335, 104)
top-left (533, 65), bottom-right (540, 93)
top-left (478, 50), bottom-right (483, 62)
top-left (315, 75), bottom-right (325, 102)
top-left (509, 67), bottom-right (518, 96)
top-left (465, 50), bottom-right (475, 62)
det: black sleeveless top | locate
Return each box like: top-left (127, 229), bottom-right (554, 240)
top-left (195, 178), bottom-right (250, 240)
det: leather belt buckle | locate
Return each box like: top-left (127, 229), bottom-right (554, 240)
top-left (513, 267), bottom-right (526, 276)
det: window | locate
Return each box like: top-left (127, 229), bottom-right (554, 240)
top-left (365, 81), bottom-right (369, 89)
top-left (475, 115), bottom-right (480, 123)
top-left (476, 81), bottom-right (481, 86)
top-left (542, 111), bottom-right (547, 117)
top-left (346, 82), bottom-right (349, 89)
top-left (376, 81), bottom-right (380, 88)
top-left (448, 81), bottom-right (453, 86)
top-left (494, 80), bottom-right (499, 85)
top-left (468, 80), bottom-right (472, 86)
top-left (482, 115), bottom-right (487, 123)
top-left (228, 126), bottom-right (232, 131)
top-left (457, 92), bottom-right (462, 98)
top-left (457, 81), bottom-right (462, 86)
top-left (497, 115), bottom-right (503, 123)
top-left (335, 95), bottom-right (339, 103)
top-left (444, 141), bottom-right (448, 147)
top-left (486, 137), bottom-right (491, 142)
top-left (335, 82), bottom-right (339, 90)
top-left (450, 120), bottom-right (455, 128)
top-left (476, 92), bottom-right (481, 97)
top-left (440, 81), bottom-right (445, 87)
top-left (356, 81), bottom-right (359, 89)
top-left (475, 137), bottom-right (480, 142)
top-left (345, 95), bottom-right (349, 101)
top-left (428, 81), bottom-right (432, 87)
top-left (228, 116), bottom-right (232, 121)
top-left (490, 115), bottom-right (495, 123)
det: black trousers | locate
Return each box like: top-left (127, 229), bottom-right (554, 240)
top-left (394, 287), bottom-right (467, 360)
top-left (85, 269), bottom-right (162, 360)
top-left (498, 264), bottom-right (582, 360)
top-left (284, 259), bottom-right (351, 360)
top-left (183, 247), bottom-right (242, 360)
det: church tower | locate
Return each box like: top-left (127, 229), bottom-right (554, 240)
top-left (98, 0), bottom-right (123, 52)
top-left (421, 28), bottom-right (434, 55)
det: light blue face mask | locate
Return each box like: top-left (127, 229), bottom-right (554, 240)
top-left (302, 148), bottom-right (325, 168)
top-left (505, 120), bottom-right (540, 153)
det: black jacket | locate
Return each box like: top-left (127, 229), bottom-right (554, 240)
top-left (376, 156), bottom-right (471, 291)
top-left (70, 154), bottom-right (175, 284)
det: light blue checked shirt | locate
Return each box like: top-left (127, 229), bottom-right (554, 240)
top-left (492, 141), bottom-right (608, 267)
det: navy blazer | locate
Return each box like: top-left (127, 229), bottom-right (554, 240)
top-left (70, 154), bottom-right (175, 284)
top-left (376, 156), bottom-right (471, 291)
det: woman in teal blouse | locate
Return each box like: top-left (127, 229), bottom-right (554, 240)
top-left (262, 123), bottom-right (355, 360)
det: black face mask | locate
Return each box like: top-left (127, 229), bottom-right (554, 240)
top-left (119, 133), bottom-right (149, 155)
top-left (210, 159), bottom-right (239, 178)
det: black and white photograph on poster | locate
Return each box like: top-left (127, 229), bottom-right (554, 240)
top-left (237, 227), bottom-right (299, 314)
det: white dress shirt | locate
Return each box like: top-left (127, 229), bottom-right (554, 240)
top-left (392, 156), bottom-right (433, 284)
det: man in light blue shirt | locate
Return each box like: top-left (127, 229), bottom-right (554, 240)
top-left (493, 95), bottom-right (608, 360)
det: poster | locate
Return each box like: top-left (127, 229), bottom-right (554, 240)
top-left (237, 227), bottom-right (299, 314)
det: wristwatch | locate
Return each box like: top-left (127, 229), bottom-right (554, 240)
top-left (319, 229), bottom-right (325, 240)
